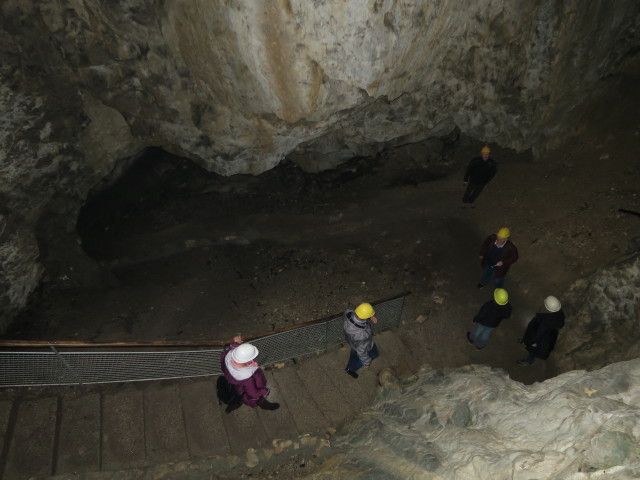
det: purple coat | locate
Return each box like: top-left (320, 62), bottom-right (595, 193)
top-left (220, 342), bottom-right (269, 408)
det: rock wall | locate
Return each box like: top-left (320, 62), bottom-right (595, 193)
top-left (307, 362), bottom-right (640, 479)
top-left (1, 0), bottom-right (640, 328)
top-left (555, 253), bottom-right (640, 373)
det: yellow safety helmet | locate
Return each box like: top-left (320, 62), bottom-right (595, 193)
top-left (494, 288), bottom-right (509, 305)
top-left (480, 146), bottom-right (491, 154)
top-left (355, 302), bottom-right (375, 319)
top-left (496, 227), bottom-right (510, 239)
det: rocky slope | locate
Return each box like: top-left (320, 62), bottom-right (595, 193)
top-left (303, 360), bottom-right (640, 480)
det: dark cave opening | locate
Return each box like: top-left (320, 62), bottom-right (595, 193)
top-left (75, 141), bottom-right (454, 264)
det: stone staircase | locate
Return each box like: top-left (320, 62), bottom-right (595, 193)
top-left (0, 331), bottom-right (414, 479)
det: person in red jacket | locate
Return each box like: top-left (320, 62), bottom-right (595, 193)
top-left (477, 227), bottom-right (518, 289)
top-left (220, 335), bottom-right (280, 413)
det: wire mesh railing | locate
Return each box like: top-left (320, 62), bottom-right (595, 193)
top-left (0, 293), bottom-right (407, 388)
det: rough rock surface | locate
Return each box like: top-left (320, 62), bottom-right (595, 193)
top-left (304, 361), bottom-right (640, 480)
top-left (555, 253), bottom-right (640, 373)
top-left (1, 0), bottom-right (640, 328)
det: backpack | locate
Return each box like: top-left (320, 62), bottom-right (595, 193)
top-left (216, 375), bottom-right (239, 405)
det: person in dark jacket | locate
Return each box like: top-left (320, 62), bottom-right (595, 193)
top-left (462, 145), bottom-right (497, 207)
top-left (466, 288), bottom-right (512, 350)
top-left (220, 335), bottom-right (280, 413)
top-left (517, 296), bottom-right (565, 366)
top-left (343, 302), bottom-right (379, 379)
top-left (478, 227), bottom-right (519, 289)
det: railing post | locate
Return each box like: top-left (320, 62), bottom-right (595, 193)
top-left (50, 345), bottom-right (83, 385)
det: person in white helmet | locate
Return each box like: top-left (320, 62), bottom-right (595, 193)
top-left (517, 296), bottom-right (565, 366)
top-left (343, 302), bottom-right (379, 379)
top-left (220, 335), bottom-right (280, 413)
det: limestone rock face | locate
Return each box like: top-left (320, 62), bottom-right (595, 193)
top-left (310, 362), bottom-right (640, 479)
top-left (554, 253), bottom-right (640, 373)
top-left (1, 0), bottom-right (640, 327)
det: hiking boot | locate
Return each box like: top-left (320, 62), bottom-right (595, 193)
top-left (345, 368), bottom-right (359, 379)
top-left (465, 332), bottom-right (474, 344)
top-left (517, 359), bottom-right (533, 367)
top-left (225, 401), bottom-right (242, 414)
top-left (258, 398), bottom-right (280, 411)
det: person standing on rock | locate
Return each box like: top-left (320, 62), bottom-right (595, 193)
top-left (478, 227), bottom-right (518, 289)
top-left (466, 288), bottom-right (512, 350)
top-left (517, 296), bottom-right (565, 366)
top-left (220, 335), bottom-right (280, 413)
top-left (343, 302), bottom-right (379, 379)
top-left (462, 145), bottom-right (497, 207)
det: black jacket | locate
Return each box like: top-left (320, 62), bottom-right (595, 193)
top-left (464, 156), bottom-right (497, 185)
top-left (521, 310), bottom-right (565, 360)
top-left (473, 300), bottom-right (512, 328)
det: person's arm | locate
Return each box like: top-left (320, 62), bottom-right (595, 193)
top-left (463, 159), bottom-right (474, 183)
top-left (498, 243), bottom-right (518, 267)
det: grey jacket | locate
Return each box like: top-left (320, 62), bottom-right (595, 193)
top-left (343, 309), bottom-right (375, 365)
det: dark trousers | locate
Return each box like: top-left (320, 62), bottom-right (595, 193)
top-left (347, 344), bottom-right (379, 372)
top-left (462, 183), bottom-right (486, 204)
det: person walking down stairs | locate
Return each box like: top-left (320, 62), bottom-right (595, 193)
top-left (343, 302), bottom-right (380, 379)
top-left (220, 335), bottom-right (280, 413)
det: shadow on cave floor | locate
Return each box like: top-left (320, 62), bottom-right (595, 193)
top-left (7, 71), bottom-right (640, 390)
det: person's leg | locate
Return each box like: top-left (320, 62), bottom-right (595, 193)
top-left (478, 265), bottom-right (494, 287)
top-left (468, 323), bottom-right (483, 343)
top-left (462, 183), bottom-right (474, 203)
top-left (518, 351), bottom-right (536, 366)
top-left (494, 276), bottom-right (505, 288)
top-left (368, 343), bottom-right (380, 362)
top-left (468, 183), bottom-right (485, 203)
top-left (346, 349), bottom-right (362, 378)
top-left (474, 325), bottom-right (494, 349)
top-left (258, 397), bottom-right (280, 410)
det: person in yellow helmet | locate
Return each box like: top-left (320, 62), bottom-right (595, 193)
top-left (462, 145), bottom-right (497, 208)
top-left (477, 227), bottom-right (518, 289)
top-left (466, 288), bottom-right (512, 350)
top-left (343, 302), bottom-right (379, 379)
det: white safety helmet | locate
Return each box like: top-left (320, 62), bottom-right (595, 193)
top-left (544, 296), bottom-right (561, 312)
top-left (232, 343), bottom-right (259, 363)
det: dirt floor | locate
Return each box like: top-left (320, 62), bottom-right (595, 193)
top-left (6, 71), bottom-right (640, 389)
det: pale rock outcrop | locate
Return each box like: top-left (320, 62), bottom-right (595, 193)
top-left (308, 362), bottom-right (640, 479)
top-left (555, 253), bottom-right (640, 373)
top-left (1, 0), bottom-right (639, 327)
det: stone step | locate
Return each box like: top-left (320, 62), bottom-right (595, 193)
top-left (3, 397), bottom-right (57, 479)
top-left (179, 378), bottom-right (230, 458)
top-left (57, 393), bottom-right (100, 474)
top-left (0, 331), bottom-right (416, 478)
top-left (269, 364), bottom-right (330, 435)
top-left (101, 387), bottom-right (146, 471)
